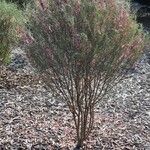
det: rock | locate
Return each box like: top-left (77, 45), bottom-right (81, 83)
top-left (31, 143), bottom-right (48, 150)
top-left (146, 52), bottom-right (150, 65)
top-left (146, 111), bottom-right (150, 116)
top-left (8, 54), bottom-right (28, 71)
top-left (5, 47), bottom-right (35, 74)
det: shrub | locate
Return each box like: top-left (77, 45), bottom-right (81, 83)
top-left (26, 0), bottom-right (145, 148)
top-left (5, 0), bottom-right (31, 8)
top-left (0, 0), bottom-right (25, 64)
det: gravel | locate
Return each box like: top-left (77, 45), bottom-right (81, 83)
top-left (0, 43), bottom-right (150, 150)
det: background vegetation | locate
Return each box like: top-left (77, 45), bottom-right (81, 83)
top-left (0, 0), bottom-right (25, 64)
top-left (5, 0), bottom-right (30, 8)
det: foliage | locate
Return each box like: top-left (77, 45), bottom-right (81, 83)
top-left (0, 0), bottom-right (25, 64)
top-left (5, 0), bottom-right (31, 8)
top-left (26, 0), bottom-right (145, 148)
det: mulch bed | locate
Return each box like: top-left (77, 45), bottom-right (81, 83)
top-left (0, 48), bottom-right (150, 149)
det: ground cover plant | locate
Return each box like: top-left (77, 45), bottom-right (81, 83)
top-left (26, 0), bottom-right (145, 149)
top-left (0, 0), bottom-right (25, 64)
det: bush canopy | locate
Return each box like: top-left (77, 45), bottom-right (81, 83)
top-left (26, 0), bottom-right (145, 149)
